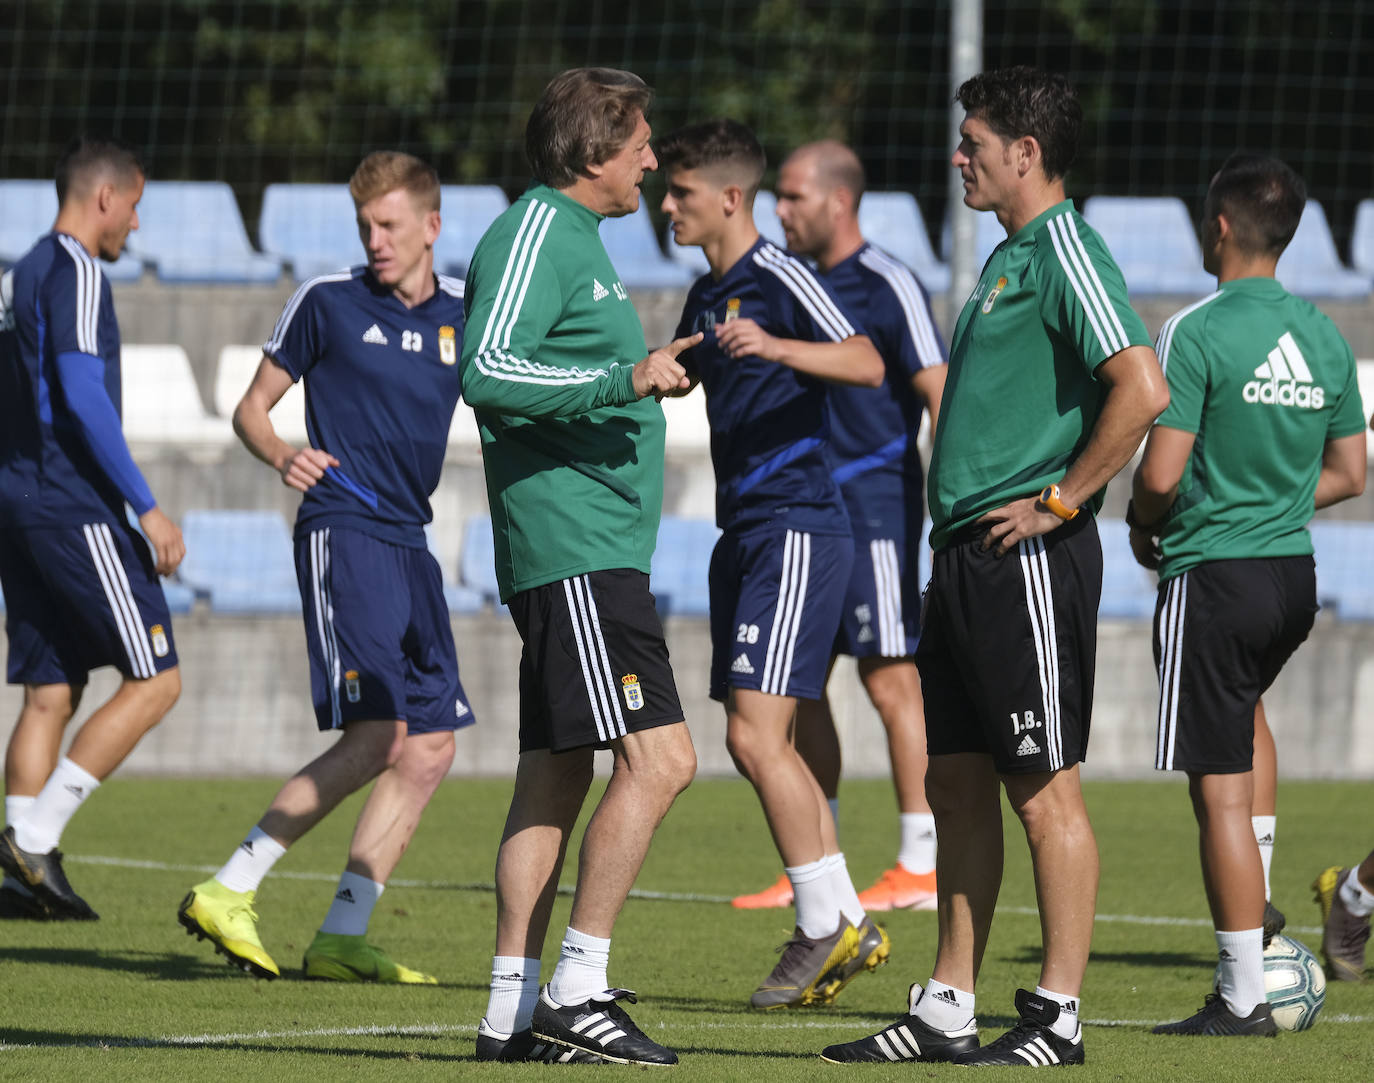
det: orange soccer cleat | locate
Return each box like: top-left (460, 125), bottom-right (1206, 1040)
top-left (857, 864), bottom-right (938, 912)
top-left (732, 872), bottom-right (794, 909)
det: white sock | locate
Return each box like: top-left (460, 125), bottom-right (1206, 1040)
top-left (913, 979), bottom-right (975, 1031)
top-left (1252, 816), bottom-right (1276, 899)
top-left (787, 857), bottom-right (836, 939)
top-left (1034, 985), bottom-right (1081, 1041)
top-left (318, 870), bottom-right (383, 936)
top-left (215, 825), bottom-right (287, 894)
top-left (3, 796), bottom-right (36, 896)
top-left (825, 852), bottom-right (867, 928)
top-left (548, 927), bottom-right (611, 1006)
top-left (828, 797), bottom-right (840, 840)
top-left (1340, 868), bottom-right (1374, 918)
top-left (12, 758), bottom-right (99, 854)
top-left (480, 956), bottom-right (541, 1036)
top-left (898, 812), bottom-right (937, 874)
top-left (1215, 928), bottom-right (1266, 1016)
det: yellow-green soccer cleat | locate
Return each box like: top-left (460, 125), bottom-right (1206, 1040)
top-left (177, 879), bottom-right (280, 979)
top-left (815, 916), bottom-right (891, 1004)
top-left (302, 931), bottom-right (438, 984)
top-left (750, 920), bottom-right (861, 1009)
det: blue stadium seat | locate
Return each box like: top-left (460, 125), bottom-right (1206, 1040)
top-left (1276, 200), bottom-right (1372, 300)
top-left (0, 179), bottom-right (143, 280)
top-left (1097, 517), bottom-right (1158, 620)
top-left (128, 181), bottom-right (282, 284)
top-left (259, 183), bottom-right (360, 281)
top-left (177, 510), bottom-right (301, 614)
top-left (650, 517), bottom-right (719, 617)
top-left (1311, 521), bottom-right (1374, 621)
top-left (424, 524), bottom-right (485, 614)
top-left (458, 516), bottom-right (501, 605)
top-left (666, 190), bottom-right (786, 275)
top-left (434, 185), bottom-right (509, 277)
top-left (598, 204), bottom-right (695, 288)
top-left (1351, 200), bottom-right (1374, 280)
top-left (857, 192), bottom-right (950, 294)
top-left (1081, 197), bottom-right (1215, 296)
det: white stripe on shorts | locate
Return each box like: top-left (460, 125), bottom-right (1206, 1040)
top-left (1155, 572), bottom-right (1188, 770)
top-left (563, 575), bottom-right (627, 743)
top-left (869, 537), bottom-right (905, 656)
top-left (1017, 536), bottom-right (1063, 769)
top-left (761, 530), bottom-right (811, 696)
top-left (82, 522), bottom-right (155, 678)
top-left (309, 528), bottom-right (343, 729)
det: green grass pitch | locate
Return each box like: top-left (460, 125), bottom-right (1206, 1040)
top-left (1, 775), bottom-right (1370, 1081)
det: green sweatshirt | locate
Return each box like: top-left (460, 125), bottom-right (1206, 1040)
top-left (460, 184), bottom-right (665, 601)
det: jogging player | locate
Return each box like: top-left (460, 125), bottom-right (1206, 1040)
top-left (660, 118), bottom-right (891, 1011)
top-left (0, 136), bottom-right (183, 921)
top-left (177, 152), bottom-right (473, 984)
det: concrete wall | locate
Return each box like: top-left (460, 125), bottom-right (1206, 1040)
top-left (3, 611), bottom-right (1372, 780)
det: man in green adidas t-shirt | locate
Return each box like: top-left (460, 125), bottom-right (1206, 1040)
top-left (1132, 154), bottom-right (1366, 1037)
top-left (823, 67), bottom-right (1169, 1070)
top-left (460, 68), bottom-right (702, 1067)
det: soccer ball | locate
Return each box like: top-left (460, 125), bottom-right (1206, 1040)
top-left (1262, 934), bottom-right (1326, 1031)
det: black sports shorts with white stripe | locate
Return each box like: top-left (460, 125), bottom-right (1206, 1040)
top-left (0, 522), bottom-right (177, 685)
top-left (509, 569), bottom-right (684, 753)
top-left (1152, 556), bottom-right (1316, 775)
top-left (917, 512), bottom-right (1101, 774)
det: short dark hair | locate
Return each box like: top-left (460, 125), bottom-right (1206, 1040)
top-left (1205, 152), bottom-right (1306, 257)
top-left (657, 118), bottom-right (766, 196)
top-left (525, 68), bottom-right (653, 188)
top-left (955, 67), bottom-right (1082, 181)
top-left (55, 136), bottom-right (144, 205)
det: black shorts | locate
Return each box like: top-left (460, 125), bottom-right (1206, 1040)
top-left (917, 514), bottom-right (1102, 774)
top-left (509, 569), bottom-right (685, 754)
top-left (1152, 556), bottom-right (1316, 774)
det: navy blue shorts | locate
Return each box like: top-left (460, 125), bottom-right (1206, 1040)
top-left (708, 526), bottom-right (853, 701)
top-left (1, 522), bottom-right (178, 685)
top-left (833, 532), bottom-right (919, 659)
top-left (295, 527), bottom-right (474, 734)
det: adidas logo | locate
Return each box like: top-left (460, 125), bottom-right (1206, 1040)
top-left (1256, 833), bottom-right (1274, 845)
top-left (591, 278), bottom-right (610, 302)
top-left (498, 972), bottom-right (527, 983)
top-left (240, 840), bottom-right (254, 855)
top-left (857, 625), bottom-right (874, 643)
top-left (1062, 999), bottom-right (1078, 1015)
top-left (1015, 733), bottom-right (1041, 757)
top-left (731, 653), bottom-right (755, 675)
top-left (456, 699), bottom-right (470, 717)
top-left (335, 887), bottom-right (355, 903)
top-left (362, 323), bottom-right (389, 346)
top-left (1218, 948), bottom-right (1235, 960)
top-left (1243, 332), bottom-right (1325, 409)
top-left (64, 784), bottom-right (85, 798)
top-left (931, 988), bottom-right (961, 1006)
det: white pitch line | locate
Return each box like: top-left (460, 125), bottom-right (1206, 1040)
top-left (65, 853), bottom-right (1322, 934)
top-left (3, 1013), bottom-right (1371, 1052)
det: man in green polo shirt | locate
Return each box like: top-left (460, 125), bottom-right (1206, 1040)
top-left (461, 67), bottom-right (702, 1067)
top-left (1132, 153), bottom-right (1366, 1037)
top-left (821, 66), bottom-right (1169, 1069)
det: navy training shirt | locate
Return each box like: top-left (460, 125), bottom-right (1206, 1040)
top-left (821, 242), bottom-right (947, 531)
top-left (264, 267), bottom-right (465, 547)
top-left (674, 238), bottom-right (861, 536)
top-left (0, 232), bottom-right (128, 528)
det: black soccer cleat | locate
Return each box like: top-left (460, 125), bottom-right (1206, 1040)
top-left (1153, 990), bottom-right (1278, 1037)
top-left (0, 827), bottom-right (98, 921)
top-left (1262, 900), bottom-right (1287, 949)
top-left (819, 982), bottom-right (979, 1063)
top-left (475, 1025), bottom-right (605, 1063)
top-left (532, 985), bottom-right (678, 1066)
top-left (0, 881), bottom-right (53, 921)
top-left (956, 989), bottom-right (1084, 1067)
